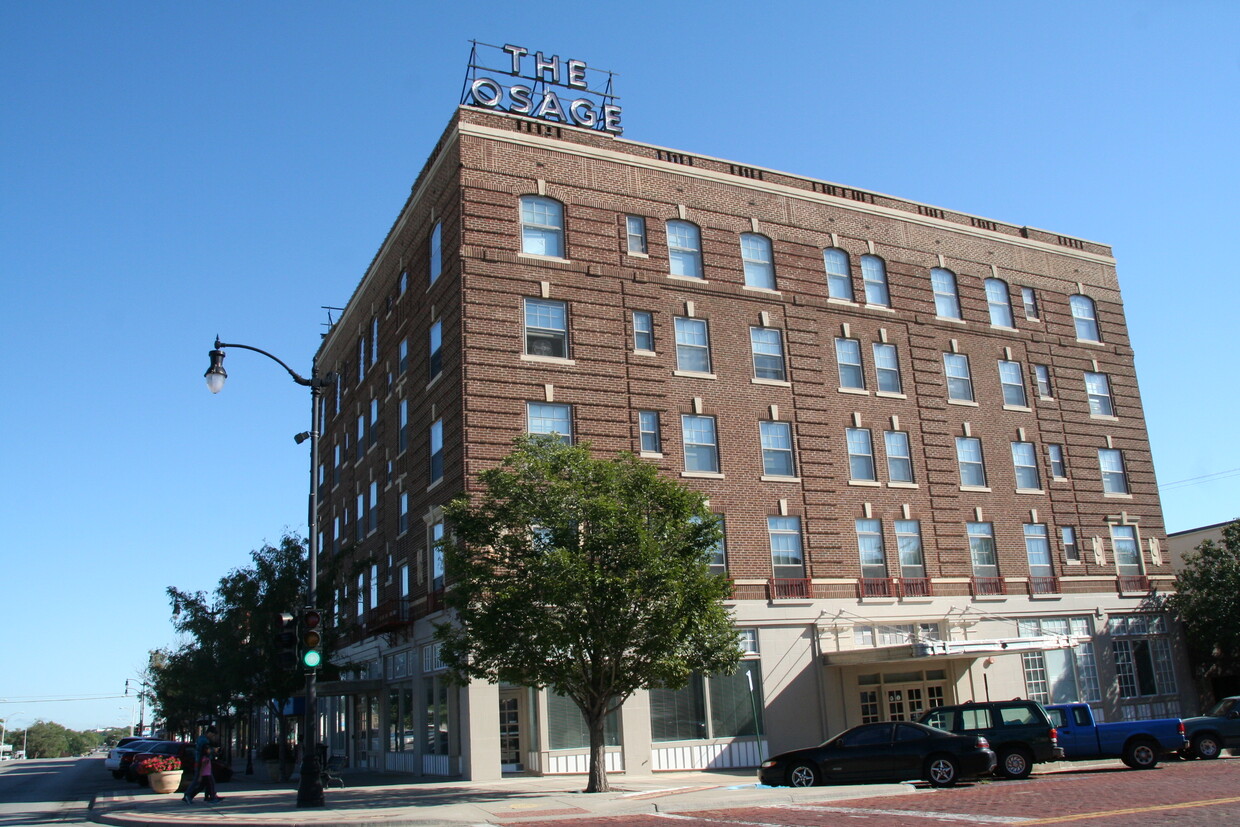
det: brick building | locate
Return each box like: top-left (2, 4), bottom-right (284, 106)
top-left (309, 105), bottom-right (1193, 780)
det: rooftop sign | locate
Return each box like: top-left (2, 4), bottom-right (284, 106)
top-left (461, 41), bottom-right (622, 134)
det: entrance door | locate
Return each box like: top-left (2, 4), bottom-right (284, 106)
top-left (499, 692), bottom-right (523, 772)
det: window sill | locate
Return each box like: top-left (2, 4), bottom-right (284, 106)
top-left (1016, 488), bottom-right (1046, 495)
top-left (990, 324), bottom-right (1018, 332)
top-left (760, 475), bottom-right (801, 483)
top-left (887, 481), bottom-right (919, 489)
top-left (639, 451), bottom-right (664, 459)
top-left (959, 485), bottom-right (992, 493)
top-left (875, 391), bottom-right (907, 400)
top-left (681, 471), bottom-right (725, 479)
top-left (1003, 405), bottom-right (1033, 413)
top-left (518, 252), bottom-right (571, 264)
top-left (427, 478), bottom-right (443, 494)
top-left (865, 304), bottom-right (895, 313)
top-left (752, 378), bottom-right (792, 387)
top-left (848, 479), bottom-right (882, 487)
top-left (948, 398), bottom-right (979, 407)
top-left (936, 316), bottom-right (966, 324)
top-left (673, 370), bottom-right (717, 379)
top-left (521, 354), bottom-right (576, 366)
top-left (743, 285), bottom-right (781, 295)
top-left (625, 251), bottom-right (649, 259)
top-left (838, 386), bottom-right (870, 395)
top-left (1090, 414), bottom-right (1120, 422)
top-left (1103, 492), bottom-right (1134, 499)
top-left (633, 349), bottom-right (658, 357)
top-left (827, 297), bottom-right (858, 307)
top-left (668, 274), bottom-right (708, 284)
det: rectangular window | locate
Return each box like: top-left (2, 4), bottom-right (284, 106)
top-left (943, 353), bottom-right (974, 402)
top-left (872, 343), bottom-right (902, 394)
top-left (527, 402), bottom-right (572, 443)
top-left (1021, 286), bottom-right (1039, 320)
top-left (667, 220), bottom-right (703, 278)
top-left (1048, 444), bottom-right (1067, 479)
top-left (1024, 524), bottom-right (1053, 577)
top-left (967, 522), bottom-right (999, 578)
top-left (429, 320), bottom-right (442, 380)
top-left (884, 430), bottom-right (914, 483)
top-left (824, 248), bottom-right (853, 301)
top-left (895, 519), bottom-right (925, 578)
top-left (697, 513), bottom-right (727, 575)
top-left (1085, 372), bottom-right (1115, 416)
top-left (1034, 364), bottom-right (1053, 398)
top-left (760, 421), bottom-right (795, 477)
top-left (846, 427), bottom-right (877, 481)
top-left (768, 516), bottom-right (804, 578)
top-left (358, 336), bottom-right (366, 383)
top-left (1011, 441), bottom-right (1041, 490)
top-left (626, 215), bottom-right (647, 255)
top-left (856, 518), bottom-right (887, 579)
top-left (399, 399), bottom-right (410, 453)
top-left (369, 398), bottom-right (379, 447)
top-left (430, 519), bottom-right (445, 592)
top-left (1062, 526), bottom-right (1080, 562)
top-left (956, 436), bottom-right (987, 487)
top-left (430, 221), bottom-right (443, 283)
top-left (399, 491), bottom-right (410, 535)
top-left (368, 481), bottom-right (379, 533)
top-left (520, 196), bottom-right (564, 257)
top-left (931, 268), bottom-right (962, 320)
top-left (524, 298), bottom-right (568, 358)
top-left (998, 360), bottom-right (1028, 407)
top-left (356, 414), bottom-right (366, 461)
top-left (674, 317), bottom-right (711, 373)
top-left (1111, 525), bottom-right (1141, 574)
top-left (356, 492), bottom-right (366, 541)
top-left (633, 311), bottom-right (654, 352)
top-left (682, 415), bottom-right (720, 473)
top-left (750, 327), bottom-right (787, 381)
top-left (399, 338), bottom-right (409, 374)
top-left (835, 338), bottom-right (865, 389)
top-left (549, 690), bottom-right (622, 748)
top-left (638, 410), bottom-right (661, 453)
top-left (1099, 448), bottom-right (1129, 494)
top-left (985, 279), bottom-right (1014, 327)
top-left (861, 255), bottom-right (890, 307)
top-left (370, 317), bottom-right (379, 365)
top-left (741, 233), bottom-right (776, 290)
top-left (429, 419), bottom-right (444, 484)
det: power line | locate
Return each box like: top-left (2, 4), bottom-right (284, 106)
top-left (1159, 467), bottom-right (1240, 491)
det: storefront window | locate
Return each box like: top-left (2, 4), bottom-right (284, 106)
top-left (546, 691), bottom-right (620, 750)
top-left (649, 662), bottom-right (765, 742)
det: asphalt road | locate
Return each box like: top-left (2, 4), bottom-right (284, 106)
top-left (0, 757), bottom-right (115, 827)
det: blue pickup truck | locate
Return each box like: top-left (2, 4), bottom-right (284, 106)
top-left (1044, 703), bottom-right (1187, 769)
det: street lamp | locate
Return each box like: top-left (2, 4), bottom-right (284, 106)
top-left (205, 335), bottom-right (334, 808)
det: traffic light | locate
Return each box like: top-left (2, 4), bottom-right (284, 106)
top-left (275, 612), bottom-right (297, 669)
top-left (301, 608), bottom-right (323, 669)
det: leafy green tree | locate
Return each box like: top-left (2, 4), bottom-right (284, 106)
top-left (436, 435), bottom-right (741, 792)
top-left (1168, 519), bottom-right (1240, 681)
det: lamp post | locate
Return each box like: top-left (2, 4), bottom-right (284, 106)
top-left (125, 679), bottom-right (148, 736)
top-left (205, 335), bottom-right (333, 808)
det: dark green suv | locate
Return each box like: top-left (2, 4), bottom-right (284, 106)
top-left (917, 700), bottom-right (1063, 779)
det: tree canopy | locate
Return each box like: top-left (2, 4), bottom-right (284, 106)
top-left (1168, 519), bottom-right (1240, 680)
top-left (435, 435), bottom-right (741, 792)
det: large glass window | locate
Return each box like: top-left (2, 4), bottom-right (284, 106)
top-left (524, 298), bottom-right (568, 358)
top-left (944, 353), bottom-right (974, 402)
top-left (856, 519), bottom-right (887, 579)
top-left (956, 436), bottom-right (987, 487)
top-left (861, 254), bottom-right (890, 307)
top-left (667, 220), bottom-right (703, 278)
top-left (895, 519), bottom-right (925, 578)
top-left (884, 430), bottom-right (914, 483)
top-left (1099, 448), bottom-right (1129, 494)
top-left (1085, 372), bottom-right (1114, 416)
top-left (520, 195), bottom-right (565, 257)
top-left (768, 516), bottom-right (804, 578)
top-left (1011, 441), bottom-right (1041, 490)
top-left (985, 278), bottom-right (1014, 327)
top-left (1111, 525), bottom-right (1141, 574)
top-left (847, 427), bottom-right (877, 481)
top-left (740, 233), bottom-right (776, 289)
top-left (931, 268), bottom-right (962, 320)
top-left (824, 248), bottom-right (853, 301)
top-left (967, 522), bottom-right (999, 578)
top-left (1024, 524), bottom-right (1053, 577)
top-left (527, 402), bottom-right (572, 443)
top-left (750, 327), bottom-right (786, 381)
top-left (548, 691), bottom-right (620, 749)
top-left (998, 360), bottom-right (1028, 407)
top-left (760, 421), bottom-right (795, 477)
top-left (1070, 294), bottom-right (1101, 342)
top-left (836, 338), bottom-right (865, 389)
top-left (1111, 615), bottom-right (1176, 699)
top-left (422, 672), bottom-right (450, 755)
top-left (682, 415), bottom-right (719, 473)
top-left (873, 343), bottom-right (902, 393)
top-left (649, 662), bottom-right (764, 742)
top-left (1019, 617), bottom-right (1101, 705)
top-left (674, 317), bottom-right (711, 373)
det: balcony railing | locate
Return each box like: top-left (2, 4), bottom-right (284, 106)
top-left (970, 576), bottom-right (1007, 597)
top-left (899, 577), bottom-right (933, 598)
top-left (767, 578), bottom-right (812, 600)
top-left (1117, 575), bottom-right (1150, 593)
top-left (1028, 576), bottom-right (1060, 595)
top-left (858, 577), bottom-right (896, 598)
top-left (365, 598), bottom-right (410, 634)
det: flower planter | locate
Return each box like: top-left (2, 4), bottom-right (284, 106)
top-left (147, 770), bottom-right (183, 794)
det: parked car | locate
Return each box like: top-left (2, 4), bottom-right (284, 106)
top-left (1044, 703), bottom-right (1186, 769)
top-left (125, 740), bottom-right (234, 785)
top-left (758, 720), bottom-right (996, 788)
top-left (917, 699), bottom-right (1062, 779)
top-left (105, 739), bottom-right (158, 777)
top-left (1181, 696), bottom-right (1240, 759)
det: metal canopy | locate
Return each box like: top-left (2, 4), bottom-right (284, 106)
top-left (821, 634), bottom-right (1081, 667)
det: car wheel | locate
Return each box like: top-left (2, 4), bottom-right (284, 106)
top-left (997, 747), bottom-right (1033, 780)
top-left (926, 754), bottom-right (960, 787)
top-left (787, 761), bottom-right (820, 787)
top-left (1122, 739), bottom-right (1159, 769)
top-left (1190, 733), bottom-right (1222, 760)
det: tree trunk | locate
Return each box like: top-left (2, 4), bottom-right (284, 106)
top-left (584, 705), bottom-right (610, 793)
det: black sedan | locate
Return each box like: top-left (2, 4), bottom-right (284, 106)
top-left (759, 721), bottom-right (996, 788)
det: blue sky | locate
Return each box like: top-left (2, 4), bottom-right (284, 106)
top-left (1, 1), bottom-right (1236, 732)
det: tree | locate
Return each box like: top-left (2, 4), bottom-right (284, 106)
top-left (1168, 519), bottom-right (1240, 682)
top-left (435, 435), bottom-right (741, 792)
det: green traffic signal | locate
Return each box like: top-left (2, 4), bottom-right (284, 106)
top-left (301, 609), bottom-right (323, 670)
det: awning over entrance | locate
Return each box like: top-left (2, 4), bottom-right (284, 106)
top-left (821, 634), bottom-right (1080, 667)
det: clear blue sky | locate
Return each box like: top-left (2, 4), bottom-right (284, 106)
top-left (1, 1), bottom-right (1236, 732)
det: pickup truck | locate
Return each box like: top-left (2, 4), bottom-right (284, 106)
top-left (1044, 703), bottom-right (1186, 769)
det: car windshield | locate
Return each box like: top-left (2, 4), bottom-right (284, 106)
top-left (1206, 698), bottom-right (1237, 717)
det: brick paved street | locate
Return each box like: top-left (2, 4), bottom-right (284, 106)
top-left (504, 758), bottom-right (1240, 826)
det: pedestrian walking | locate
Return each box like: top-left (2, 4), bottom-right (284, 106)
top-left (182, 726), bottom-right (222, 804)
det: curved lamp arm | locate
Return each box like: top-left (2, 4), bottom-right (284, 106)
top-left (205, 336), bottom-right (334, 393)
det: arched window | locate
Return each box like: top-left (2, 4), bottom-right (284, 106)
top-left (667, 220), bottom-right (703, 278)
top-left (429, 221), bottom-right (443, 283)
top-left (985, 278), bottom-right (1014, 327)
top-left (930, 267), bottom-right (962, 320)
top-left (823, 248), bottom-right (853, 301)
top-left (861, 254), bottom-right (889, 307)
top-left (519, 196), bottom-right (565, 257)
top-left (1070, 294), bottom-right (1101, 342)
top-left (740, 233), bottom-right (775, 289)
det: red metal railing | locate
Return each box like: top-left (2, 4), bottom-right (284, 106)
top-left (858, 577), bottom-right (896, 598)
top-left (767, 578), bottom-right (812, 600)
top-left (1028, 576), bottom-right (1060, 595)
top-left (899, 577), bottom-right (933, 598)
top-left (970, 576), bottom-right (1006, 596)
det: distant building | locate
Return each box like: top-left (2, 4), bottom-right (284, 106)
top-left (308, 104), bottom-right (1193, 780)
top-left (1167, 520), bottom-right (1236, 571)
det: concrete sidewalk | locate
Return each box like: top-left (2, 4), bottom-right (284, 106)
top-left (89, 768), bottom-right (917, 827)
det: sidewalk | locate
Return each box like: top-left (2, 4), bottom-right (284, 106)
top-left (89, 767), bottom-right (917, 827)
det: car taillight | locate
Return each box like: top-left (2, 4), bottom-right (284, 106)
top-left (976, 736), bottom-right (990, 749)
top-left (1049, 727), bottom-right (1058, 745)
top-left (1178, 721), bottom-right (1186, 737)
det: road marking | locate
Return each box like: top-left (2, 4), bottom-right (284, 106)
top-left (789, 804), bottom-right (1032, 823)
top-left (1020, 795), bottom-right (1240, 824)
